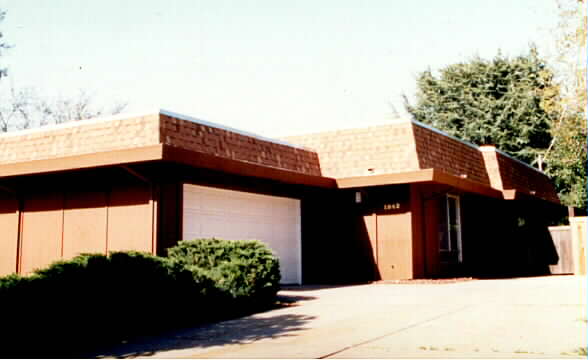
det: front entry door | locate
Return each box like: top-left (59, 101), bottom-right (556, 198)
top-left (376, 210), bottom-right (412, 279)
top-left (363, 208), bottom-right (412, 280)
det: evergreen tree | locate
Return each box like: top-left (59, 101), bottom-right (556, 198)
top-left (404, 47), bottom-right (557, 166)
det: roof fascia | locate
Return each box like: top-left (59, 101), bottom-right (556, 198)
top-left (430, 169), bottom-right (503, 199)
top-left (0, 145), bottom-right (164, 179)
top-left (335, 169), bottom-right (435, 188)
top-left (161, 145), bottom-right (337, 188)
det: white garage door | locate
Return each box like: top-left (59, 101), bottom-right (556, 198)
top-left (182, 184), bottom-right (302, 284)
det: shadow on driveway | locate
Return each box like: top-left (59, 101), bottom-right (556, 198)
top-left (87, 294), bottom-right (317, 359)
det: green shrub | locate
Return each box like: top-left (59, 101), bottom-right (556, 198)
top-left (167, 238), bottom-right (281, 307)
top-left (0, 252), bottom-right (214, 358)
top-left (0, 239), bottom-right (281, 357)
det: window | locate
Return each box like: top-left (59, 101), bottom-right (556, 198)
top-left (439, 194), bottom-right (463, 263)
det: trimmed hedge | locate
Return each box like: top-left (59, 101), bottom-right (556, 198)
top-left (0, 239), bottom-right (281, 358)
top-left (0, 252), bottom-right (200, 357)
top-left (167, 238), bottom-right (281, 306)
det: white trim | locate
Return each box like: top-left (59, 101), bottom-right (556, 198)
top-left (160, 109), bottom-right (312, 151)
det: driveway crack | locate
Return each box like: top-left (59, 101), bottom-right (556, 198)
top-left (317, 304), bottom-right (473, 359)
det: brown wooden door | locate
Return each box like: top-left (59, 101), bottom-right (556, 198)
top-left (363, 214), bottom-right (379, 279)
top-left (376, 211), bottom-right (412, 279)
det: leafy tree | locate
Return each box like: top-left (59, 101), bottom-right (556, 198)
top-left (0, 10), bottom-right (127, 132)
top-left (404, 47), bottom-right (556, 166)
top-left (0, 10), bottom-right (10, 79)
top-left (0, 87), bottom-right (127, 132)
top-left (542, 0), bottom-right (587, 208)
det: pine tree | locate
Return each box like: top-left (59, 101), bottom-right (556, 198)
top-left (404, 47), bottom-right (556, 166)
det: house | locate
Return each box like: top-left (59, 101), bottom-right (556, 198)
top-left (0, 110), bottom-right (563, 283)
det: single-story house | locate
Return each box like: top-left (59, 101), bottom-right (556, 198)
top-left (0, 110), bottom-right (563, 283)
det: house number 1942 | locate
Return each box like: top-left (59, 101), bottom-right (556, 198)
top-left (383, 203), bottom-right (400, 210)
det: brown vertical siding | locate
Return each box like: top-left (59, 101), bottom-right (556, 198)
top-left (156, 182), bottom-right (182, 256)
top-left (20, 192), bottom-right (64, 274)
top-left (62, 190), bottom-right (108, 259)
top-left (423, 193), bottom-right (442, 277)
top-left (410, 184), bottom-right (425, 278)
top-left (107, 184), bottom-right (153, 253)
top-left (0, 193), bottom-right (19, 276)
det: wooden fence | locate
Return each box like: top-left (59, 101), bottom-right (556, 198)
top-left (548, 217), bottom-right (587, 275)
top-left (548, 226), bottom-right (574, 274)
top-left (570, 217), bottom-right (587, 275)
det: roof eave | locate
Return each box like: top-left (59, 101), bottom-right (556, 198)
top-left (502, 188), bottom-right (561, 205)
top-left (336, 169), bottom-right (504, 199)
top-left (335, 169), bottom-right (435, 188)
top-left (0, 145), bottom-right (164, 179)
top-left (162, 145), bottom-right (337, 188)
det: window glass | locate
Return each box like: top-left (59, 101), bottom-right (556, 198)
top-left (448, 197), bottom-right (457, 226)
top-left (440, 194), bottom-right (462, 263)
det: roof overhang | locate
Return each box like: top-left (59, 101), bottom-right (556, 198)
top-left (0, 145), bottom-right (164, 179)
top-left (336, 169), bottom-right (435, 188)
top-left (0, 145), bottom-right (337, 189)
top-left (336, 168), bottom-right (504, 199)
top-left (0, 148), bottom-right (556, 202)
top-left (161, 145), bottom-right (336, 188)
top-left (502, 188), bottom-right (560, 204)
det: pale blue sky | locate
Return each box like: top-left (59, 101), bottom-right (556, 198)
top-left (1, 1), bottom-right (560, 136)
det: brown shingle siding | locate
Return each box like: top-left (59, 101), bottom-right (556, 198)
top-left (494, 151), bottom-right (559, 203)
top-left (412, 124), bottom-right (491, 186)
top-left (159, 114), bottom-right (321, 177)
top-left (0, 115), bottom-right (160, 165)
top-left (284, 122), bottom-right (420, 178)
top-left (0, 111), bottom-right (560, 203)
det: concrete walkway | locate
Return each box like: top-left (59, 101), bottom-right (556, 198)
top-left (93, 276), bottom-right (587, 358)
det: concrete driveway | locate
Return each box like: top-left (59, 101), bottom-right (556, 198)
top-left (93, 275), bottom-right (586, 358)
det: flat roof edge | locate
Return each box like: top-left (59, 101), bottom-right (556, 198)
top-left (336, 169), bottom-right (435, 188)
top-left (162, 145), bottom-right (336, 188)
top-left (411, 120), bottom-right (546, 176)
top-left (0, 110), bottom-right (161, 138)
top-left (0, 145), bottom-right (164, 179)
top-left (159, 109), bottom-right (314, 152)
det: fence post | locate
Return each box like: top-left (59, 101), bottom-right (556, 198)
top-left (570, 216), bottom-right (587, 275)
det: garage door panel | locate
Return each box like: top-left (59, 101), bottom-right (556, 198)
top-left (183, 184), bottom-right (301, 284)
